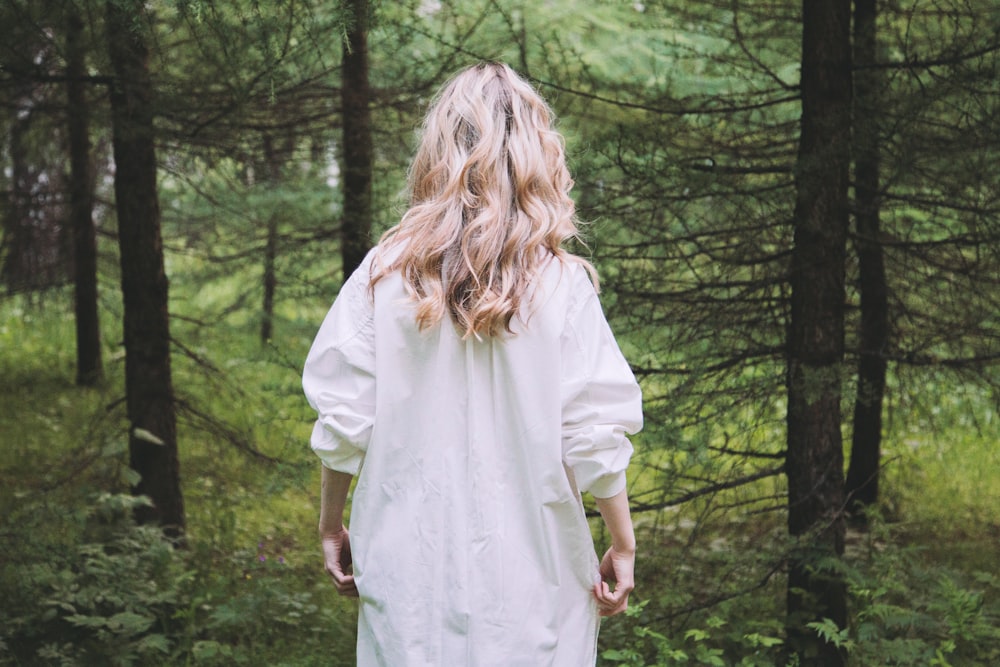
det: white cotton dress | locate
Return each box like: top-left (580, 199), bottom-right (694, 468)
top-left (303, 248), bottom-right (643, 667)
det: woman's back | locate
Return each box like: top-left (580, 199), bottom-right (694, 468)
top-left (304, 62), bottom-right (642, 667)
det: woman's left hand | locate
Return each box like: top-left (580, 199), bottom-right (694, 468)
top-left (593, 545), bottom-right (634, 617)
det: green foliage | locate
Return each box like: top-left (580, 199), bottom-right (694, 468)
top-left (1, 492), bottom-right (184, 666)
top-left (840, 519), bottom-right (1000, 666)
top-left (593, 517), bottom-right (1000, 667)
top-left (883, 375), bottom-right (1000, 535)
top-left (599, 601), bottom-right (782, 666)
top-left (0, 488), bottom-right (356, 666)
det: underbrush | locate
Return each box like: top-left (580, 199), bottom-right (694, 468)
top-left (0, 297), bottom-right (355, 666)
top-left (596, 517), bottom-right (1000, 666)
top-left (0, 490), bottom-right (356, 666)
top-left (4, 493), bottom-right (998, 666)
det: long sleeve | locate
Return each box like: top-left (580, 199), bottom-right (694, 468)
top-left (560, 269), bottom-right (643, 498)
top-left (302, 258), bottom-right (376, 475)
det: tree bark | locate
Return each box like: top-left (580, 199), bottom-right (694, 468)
top-left (1, 33), bottom-right (70, 295)
top-left (785, 0), bottom-right (851, 663)
top-left (106, 0), bottom-right (184, 536)
top-left (845, 0), bottom-right (888, 523)
top-left (340, 0), bottom-right (373, 283)
top-left (260, 134), bottom-right (282, 344)
top-left (67, 7), bottom-right (103, 386)
top-left (261, 218), bottom-right (278, 342)
top-left (2, 108), bottom-right (33, 291)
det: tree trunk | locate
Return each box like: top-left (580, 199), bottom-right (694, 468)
top-left (2, 108), bottom-right (33, 291)
top-left (67, 7), bottom-right (103, 386)
top-left (260, 134), bottom-right (281, 344)
top-left (845, 0), bottom-right (888, 523)
top-left (1, 36), bottom-right (70, 295)
top-left (106, 0), bottom-right (184, 536)
top-left (261, 218), bottom-right (278, 342)
top-left (785, 0), bottom-right (851, 663)
top-left (340, 0), bottom-right (373, 282)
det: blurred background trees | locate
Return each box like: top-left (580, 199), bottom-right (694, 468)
top-left (1, 0), bottom-right (998, 664)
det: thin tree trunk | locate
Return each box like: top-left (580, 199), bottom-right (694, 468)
top-left (784, 0), bottom-right (851, 663)
top-left (67, 7), bottom-right (103, 386)
top-left (261, 218), bottom-right (278, 342)
top-left (260, 134), bottom-right (280, 344)
top-left (846, 0), bottom-right (888, 523)
top-left (106, 0), bottom-right (184, 537)
top-left (2, 110), bottom-right (32, 291)
top-left (340, 0), bottom-right (373, 282)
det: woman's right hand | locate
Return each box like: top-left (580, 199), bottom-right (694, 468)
top-left (321, 527), bottom-right (358, 597)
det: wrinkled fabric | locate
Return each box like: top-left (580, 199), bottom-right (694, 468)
top-left (303, 249), bottom-right (642, 667)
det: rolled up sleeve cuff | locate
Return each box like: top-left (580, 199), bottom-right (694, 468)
top-left (310, 421), bottom-right (365, 475)
top-left (587, 470), bottom-right (627, 500)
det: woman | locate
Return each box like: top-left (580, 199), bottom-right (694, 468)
top-left (303, 62), bottom-right (642, 666)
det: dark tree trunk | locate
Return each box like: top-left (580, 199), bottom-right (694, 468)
top-left (261, 218), bottom-right (278, 342)
top-left (260, 134), bottom-right (282, 344)
top-left (845, 0), bottom-right (888, 523)
top-left (2, 28), bottom-right (70, 296)
top-left (785, 0), bottom-right (851, 663)
top-left (106, 0), bottom-right (184, 536)
top-left (340, 0), bottom-right (373, 282)
top-left (3, 105), bottom-right (67, 293)
top-left (67, 8), bottom-right (103, 386)
top-left (2, 110), bottom-right (33, 290)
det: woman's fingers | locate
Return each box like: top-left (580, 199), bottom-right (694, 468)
top-left (322, 529), bottom-right (359, 597)
top-left (325, 556), bottom-right (359, 596)
top-left (593, 580), bottom-right (630, 616)
top-left (593, 546), bottom-right (635, 616)
top-left (333, 575), bottom-right (358, 598)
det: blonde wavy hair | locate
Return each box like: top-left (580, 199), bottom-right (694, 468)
top-left (370, 61), bottom-right (596, 338)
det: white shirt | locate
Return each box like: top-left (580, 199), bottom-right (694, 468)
top-left (303, 248), bottom-right (642, 666)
